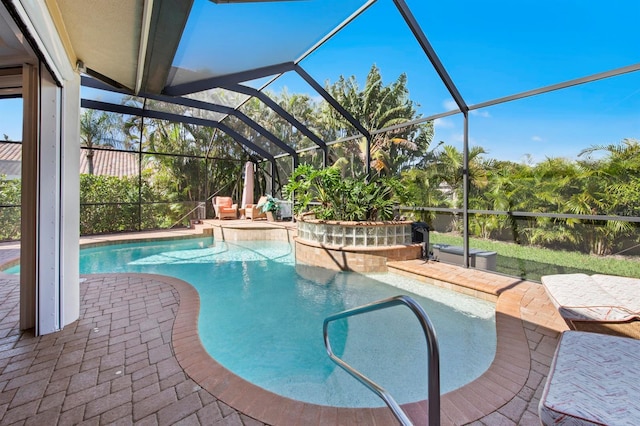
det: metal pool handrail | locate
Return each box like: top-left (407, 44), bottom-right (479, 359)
top-left (323, 295), bottom-right (440, 426)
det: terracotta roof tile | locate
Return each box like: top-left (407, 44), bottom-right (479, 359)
top-left (0, 143), bottom-right (138, 178)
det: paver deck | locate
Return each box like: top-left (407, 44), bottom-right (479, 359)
top-left (0, 226), bottom-right (569, 425)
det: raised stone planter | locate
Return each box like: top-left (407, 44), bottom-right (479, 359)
top-left (295, 219), bottom-right (422, 272)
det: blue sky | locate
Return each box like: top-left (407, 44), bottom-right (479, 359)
top-left (0, 98), bottom-right (21, 141)
top-left (264, 0), bottom-right (640, 163)
top-left (2, 0), bottom-right (639, 163)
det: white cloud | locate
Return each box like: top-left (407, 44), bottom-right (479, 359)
top-left (451, 132), bottom-right (465, 144)
top-left (434, 117), bottom-right (455, 129)
top-left (531, 135), bottom-right (543, 142)
top-left (443, 99), bottom-right (459, 111)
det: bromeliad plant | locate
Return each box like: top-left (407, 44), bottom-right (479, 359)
top-left (283, 164), bottom-right (404, 221)
top-left (258, 194), bottom-right (280, 213)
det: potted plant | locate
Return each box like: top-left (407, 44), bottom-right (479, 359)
top-left (259, 194), bottom-right (280, 221)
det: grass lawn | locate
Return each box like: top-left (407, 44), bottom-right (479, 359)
top-left (429, 233), bottom-right (640, 282)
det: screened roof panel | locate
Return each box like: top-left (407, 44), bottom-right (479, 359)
top-left (144, 99), bottom-right (227, 123)
top-left (221, 114), bottom-right (288, 158)
top-left (184, 87), bottom-right (250, 109)
top-left (239, 76), bottom-right (277, 90)
top-left (405, 0), bottom-right (640, 105)
top-left (296, 0), bottom-right (452, 138)
top-left (167, 0), bottom-right (369, 90)
top-left (81, 86), bottom-right (144, 108)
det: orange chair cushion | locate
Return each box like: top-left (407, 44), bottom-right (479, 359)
top-left (217, 197), bottom-right (233, 208)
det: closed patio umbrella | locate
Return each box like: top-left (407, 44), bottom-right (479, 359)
top-left (240, 161), bottom-right (254, 218)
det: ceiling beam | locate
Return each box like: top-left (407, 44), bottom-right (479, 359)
top-left (392, 0), bottom-right (467, 113)
top-left (141, 0), bottom-right (194, 94)
top-left (294, 64), bottom-right (370, 139)
top-left (81, 99), bottom-right (274, 161)
top-left (145, 92), bottom-right (298, 157)
top-left (81, 76), bottom-right (295, 158)
top-left (164, 61), bottom-right (296, 96)
top-left (135, 0), bottom-right (154, 94)
top-left (225, 83), bottom-right (327, 150)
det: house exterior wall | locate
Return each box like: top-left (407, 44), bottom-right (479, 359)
top-left (11, 0), bottom-right (80, 334)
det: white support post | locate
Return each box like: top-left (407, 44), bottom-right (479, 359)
top-left (37, 67), bottom-right (62, 334)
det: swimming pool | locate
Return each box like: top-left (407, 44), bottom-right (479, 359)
top-left (79, 237), bottom-right (496, 407)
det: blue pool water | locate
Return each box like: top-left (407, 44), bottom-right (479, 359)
top-left (77, 237), bottom-right (496, 407)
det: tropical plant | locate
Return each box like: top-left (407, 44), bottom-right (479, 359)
top-left (258, 195), bottom-right (280, 213)
top-left (80, 173), bottom-right (141, 234)
top-left (425, 144), bottom-right (488, 210)
top-left (0, 174), bottom-right (21, 241)
top-left (326, 65), bottom-right (434, 177)
top-left (398, 168), bottom-right (447, 224)
top-left (579, 138), bottom-right (640, 217)
top-left (80, 109), bottom-right (117, 174)
top-left (283, 164), bottom-right (400, 221)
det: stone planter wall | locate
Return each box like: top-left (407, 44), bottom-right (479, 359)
top-left (297, 220), bottom-right (413, 246)
top-left (295, 220), bottom-right (422, 272)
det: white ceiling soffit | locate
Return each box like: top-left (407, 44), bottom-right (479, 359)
top-left (56, 0), bottom-right (144, 91)
top-left (0, 68), bottom-right (22, 97)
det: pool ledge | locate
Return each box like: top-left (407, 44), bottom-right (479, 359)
top-left (155, 264), bottom-right (551, 425)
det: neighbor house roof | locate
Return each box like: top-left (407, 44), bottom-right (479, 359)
top-left (0, 142), bottom-right (138, 178)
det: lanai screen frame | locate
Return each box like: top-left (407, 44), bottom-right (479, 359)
top-left (77, 0), bottom-right (640, 268)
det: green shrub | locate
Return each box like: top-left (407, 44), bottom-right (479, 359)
top-left (283, 164), bottom-right (401, 221)
top-left (0, 176), bottom-right (21, 241)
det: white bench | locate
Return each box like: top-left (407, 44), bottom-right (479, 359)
top-left (539, 331), bottom-right (640, 425)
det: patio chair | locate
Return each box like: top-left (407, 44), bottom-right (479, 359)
top-left (244, 195), bottom-right (268, 220)
top-left (542, 273), bottom-right (640, 338)
top-left (213, 196), bottom-right (238, 220)
top-left (539, 330), bottom-right (640, 425)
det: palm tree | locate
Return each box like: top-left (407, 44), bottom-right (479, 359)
top-left (427, 144), bottom-right (488, 210)
top-left (570, 139), bottom-right (640, 254)
top-left (80, 109), bottom-right (114, 174)
top-left (579, 138), bottom-right (640, 217)
top-left (326, 65), bottom-right (434, 177)
top-left (399, 168), bottom-right (447, 223)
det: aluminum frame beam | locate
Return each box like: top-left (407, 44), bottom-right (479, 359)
top-left (392, 0), bottom-right (468, 114)
top-left (223, 83), bottom-right (328, 150)
top-left (142, 0), bottom-right (194, 94)
top-left (294, 64), bottom-right (371, 139)
top-left (164, 61), bottom-right (297, 97)
top-left (81, 99), bottom-right (274, 161)
top-left (82, 76), bottom-right (294, 160)
top-left (144, 92), bottom-right (298, 160)
top-left (470, 62), bottom-right (640, 111)
top-left (293, 64), bottom-right (371, 174)
top-left (392, 0), bottom-right (470, 263)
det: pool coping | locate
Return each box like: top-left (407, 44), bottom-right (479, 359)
top-left (163, 270), bottom-right (531, 425)
top-left (1, 230), bottom-right (535, 424)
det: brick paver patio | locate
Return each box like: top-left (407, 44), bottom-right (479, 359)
top-left (0, 274), bottom-right (264, 425)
